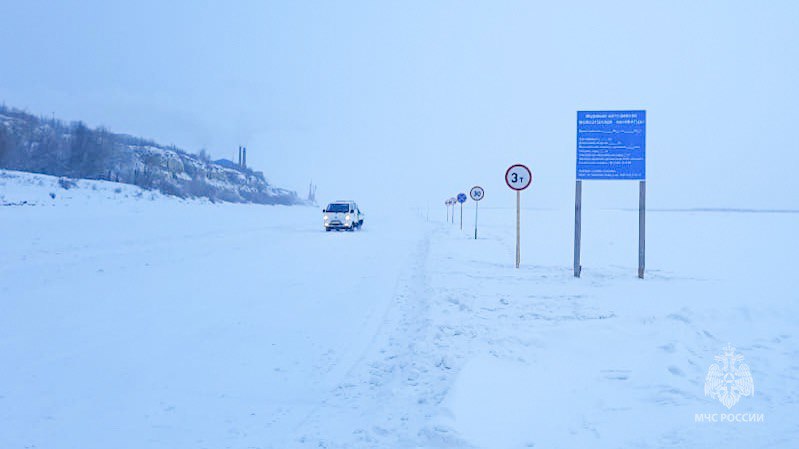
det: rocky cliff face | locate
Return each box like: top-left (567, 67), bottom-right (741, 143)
top-left (0, 105), bottom-right (303, 205)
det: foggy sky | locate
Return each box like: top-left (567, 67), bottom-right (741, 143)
top-left (2, 1), bottom-right (797, 211)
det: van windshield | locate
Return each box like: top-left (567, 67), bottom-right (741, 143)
top-left (326, 203), bottom-right (349, 213)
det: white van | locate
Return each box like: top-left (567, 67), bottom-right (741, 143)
top-left (323, 201), bottom-right (364, 231)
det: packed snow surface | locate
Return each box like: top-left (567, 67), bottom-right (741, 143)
top-left (1, 170), bottom-right (797, 448)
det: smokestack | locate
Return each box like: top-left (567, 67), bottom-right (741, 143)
top-left (237, 146), bottom-right (242, 166)
top-left (243, 147), bottom-right (247, 168)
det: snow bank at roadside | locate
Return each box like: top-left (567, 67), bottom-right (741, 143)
top-left (292, 206), bottom-right (799, 448)
top-left (0, 169), bottom-right (173, 206)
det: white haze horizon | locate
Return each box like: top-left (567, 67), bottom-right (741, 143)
top-left (1, 1), bottom-right (797, 211)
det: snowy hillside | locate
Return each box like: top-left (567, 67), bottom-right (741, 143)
top-left (0, 169), bottom-right (173, 206)
top-left (0, 106), bottom-right (304, 205)
top-left (1, 175), bottom-right (798, 448)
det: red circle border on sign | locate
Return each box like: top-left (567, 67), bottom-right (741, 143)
top-left (470, 185), bottom-right (485, 201)
top-left (505, 164), bottom-right (533, 191)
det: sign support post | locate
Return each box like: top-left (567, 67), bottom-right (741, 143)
top-left (445, 198), bottom-right (456, 224)
top-left (474, 202), bottom-right (479, 239)
top-left (638, 180), bottom-right (646, 279)
top-left (505, 164), bottom-right (532, 269)
top-left (575, 110), bottom-right (646, 278)
top-left (469, 186), bottom-right (484, 240)
top-left (457, 193), bottom-right (467, 230)
top-left (574, 180), bottom-right (582, 277)
top-left (516, 190), bottom-right (521, 268)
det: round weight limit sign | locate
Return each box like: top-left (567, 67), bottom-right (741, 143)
top-left (505, 164), bottom-right (533, 268)
top-left (505, 164), bottom-right (532, 191)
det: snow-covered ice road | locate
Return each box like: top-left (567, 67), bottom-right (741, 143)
top-left (1, 173), bottom-right (429, 448)
top-left (1, 171), bottom-right (798, 448)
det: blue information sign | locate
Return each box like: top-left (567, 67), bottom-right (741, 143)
top-left (576, 110), bottom-right (645, 180)
top-left (457, 193), bottom-right (467, 203)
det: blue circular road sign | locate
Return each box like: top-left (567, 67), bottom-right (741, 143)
top-left (457, 193), bottom-right (467, 203)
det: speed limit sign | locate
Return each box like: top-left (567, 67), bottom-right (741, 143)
top-left (505, 164), bottom-right (532, 191)
top-left (469, 186), bottom-right (485, 201)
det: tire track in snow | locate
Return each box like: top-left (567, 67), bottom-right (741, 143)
top-left (289, 224), bottom-right (474, 449)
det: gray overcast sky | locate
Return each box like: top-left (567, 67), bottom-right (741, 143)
top-left (1, 1), bottom-right (797, 210)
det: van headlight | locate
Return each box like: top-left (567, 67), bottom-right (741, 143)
top-left (345, 214), bottom-right (351, 221)
top-left (323, 215), bottom-right (329, 220)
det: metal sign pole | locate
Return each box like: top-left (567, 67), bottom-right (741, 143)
top-left (576, 110), bottom-right (645, 279)
top-left (460, 203), bottom-right (463, 230)
top-left (474, 202), bottom-right (478, 239)
top-left (469, 186), bottom-right (484, 240)
top-left (574, 180), bottom-right (582, 277)
top-left (638, 180), bottom-right (646, 279)
top-left (516, 190), bottom-right (521, 269)
top-left (505, 164), bottom-right (531, 269)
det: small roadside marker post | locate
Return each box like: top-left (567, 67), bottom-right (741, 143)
top-left (470, 186), bottom-right (484, 239)
top-left (457, 193), bottom-right (467, 230)
top-left (505, 164), bottom-right (533, 268)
